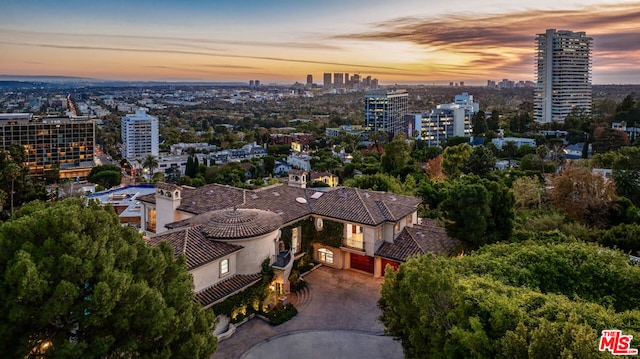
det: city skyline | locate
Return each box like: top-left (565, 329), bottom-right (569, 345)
top-left (1, 0), bottom-right (639, 85)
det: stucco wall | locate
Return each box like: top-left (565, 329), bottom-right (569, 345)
top-left (191, 253), bottom-right (238, 293)
top-left (218, 230), bottom-right (279, 275)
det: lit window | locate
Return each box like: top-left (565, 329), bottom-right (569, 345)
top-left (318, 248), bottom-right (333, 264)
top-left (394, 222), bottom-right (400, 233)
top-left (406, 214), bottom-right (412, 225)
top-left (220, 259), bottom-right (229, 276)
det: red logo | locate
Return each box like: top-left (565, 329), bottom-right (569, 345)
top-left (600, 330), bottom-right (638, 355)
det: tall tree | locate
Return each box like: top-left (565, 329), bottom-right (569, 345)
top-left (442, 144), bottom-right (473, 178)
top-left (471, 110), bottom-right (487, 136)
top-left (550, 164), bottom-right (618, 227)
top-left (0, 199), bottom-right (217, 358)
top-left (4, 163), bottom-right (21, 215)
top-left (381, 133), bottom-right (412, 173)
top-left (142, 154), bottom-right (159, 180)
top-left (463, 146), bottom-right (496, 177)
top-left (439, 176), bottom-right (514, 248)
top-left (592, 127), bottom-right (629, 154)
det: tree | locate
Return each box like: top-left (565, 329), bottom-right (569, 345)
top-left (611, 146), bottom-right (640, 206)
top-left (87, 165), bottom-right (122, 189)
top-left (4, 162), bottom-right (21, 215)
top-left (0, 199), bottom-right (217, 358)
top-left (439, 177), bottom-right (514, 248)
top-left (536, 145), bottom-right (549, 174)
top-left (463, 146), bottom-right (496, 177)
top-left (592, 127), bottom-right (629, 154)
top-left (471, 110), bottom-right (487, 136)
top-left (379, 242), bottom-right (640, 359)
top-left (142, 154), bottom-right (159, 179)
top-left (0, 148), bottom-right (47, 216)
top-left (442, 144), bottom-right (473, 178)
top-left (501, 141), bottom-right (518, 168)
top-left (381, 133), bottom-right (412, 173)
top-left (550, 164), bottom-right (618, 227)
top-left (511, 176), bottom-right (544, 209)
top-left (424, 155), bottom-right (446, 181)
top-left (263, 156), bottom-right (275, 175)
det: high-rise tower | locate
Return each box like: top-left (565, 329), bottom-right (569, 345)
top-left (534, 29), bottom-right (592, 123)
top-left (323, 73), bottom-right (332, 89)
top-left (364, 89), bottom-right (409, 137)
top-left (121, 108), bottom-right (159, 160)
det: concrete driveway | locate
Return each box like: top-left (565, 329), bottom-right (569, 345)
top-left (212, 266), bottom-right (403, 359)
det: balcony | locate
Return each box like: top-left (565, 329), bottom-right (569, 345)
top-left (343, 233), bottom-right (364, 251)
top-left (272, 250), bottom-right (292, 269)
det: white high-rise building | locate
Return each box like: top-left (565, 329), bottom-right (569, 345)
top-left (121, 108), bottom-right (159, 159)
top-left (407, 93), bottom-right (477, 145)
top-left (534, 29), bottom-right (592, 123)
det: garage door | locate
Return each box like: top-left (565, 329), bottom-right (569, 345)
top-left (381, 259), bottom-right (399, 276)
top-left (350, 253), bottom-right (374, 274)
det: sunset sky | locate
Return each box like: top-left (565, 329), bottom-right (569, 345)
top-left (1, 0), bottom-right (639, 84)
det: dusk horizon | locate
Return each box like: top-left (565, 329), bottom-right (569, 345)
top-left (2, 0), bottom-right (640, 85)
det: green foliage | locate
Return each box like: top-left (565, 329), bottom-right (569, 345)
top-left (261, 303), bottom-right (298, 325)
top-left (210, 258), bottom-right (274, 323)
top-left (380, 242), bottom-right (640, 359)
top-left (204, 162), bottom-right (247, 186)
top-left (0, 199), bottom-right (217, 358)
top-left (463, 145), bottom-right (496, 177)
top-left (439, 176), bottom-right (514, 248)
top-left (442, 143), bottom-right (473, 178)
top-left (0, 148), bottom-right (47, 215)
top-left (281, 217), bottom-right (344, 252)
top-left (345, 173), bottom-right (408, 195)
top-left (381, 133), bottom-right (412, 174)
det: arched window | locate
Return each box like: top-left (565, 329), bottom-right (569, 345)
top-left (318, 248), bottom-right (334, 264)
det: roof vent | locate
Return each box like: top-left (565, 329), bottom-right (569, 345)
top-left (296, 197), bottom-right (307, 204)
top-left (272, 192), bottom-right (280, 197)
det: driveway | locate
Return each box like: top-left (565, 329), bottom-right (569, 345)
top-left (211, 266), bottom-right (403, 359)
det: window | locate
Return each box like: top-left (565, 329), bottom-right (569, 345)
top-left (376, 227), bottom-right (382, 241)
top-left (394, 222), bottom-right (400, 233)
top-left (292, 227), bottom-right (301, 254)
top-left (318, 248), bottom-right (333, 264)
top-left (406, 214), bottom-right (412, 225)
top-left (220, 259), bottom-right (229, 276)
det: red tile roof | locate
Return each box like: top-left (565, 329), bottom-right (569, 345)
top-left (166, 208), bottom-right (283, 240)
top-left (147, 226), bottom-right (242, 270)
top-left (141, 183), bottom-right (421, 227)
top-left (195, 273), bottom-right (262, 308)
top-left (376, 224), bottom-right (461, 262)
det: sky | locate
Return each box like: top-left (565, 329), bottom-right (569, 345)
top-left (1, 0), bottom-right (639, 85)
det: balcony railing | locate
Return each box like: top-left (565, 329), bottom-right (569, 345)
top-left (272, 250), bottom-right (292, 269)
top-left (344, 233), bottom-right (364, 250)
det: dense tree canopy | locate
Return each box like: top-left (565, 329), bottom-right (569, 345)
top-left (87, 165), bottom-right (122, 189)
top-left (379, 241), bottom-right (640, 359)
top-left (439, 176), bottom-right (514, 248)
top-left (550, 164), bottom-right (618, 227)
top-left (0, 199), bottom-right (217, 358)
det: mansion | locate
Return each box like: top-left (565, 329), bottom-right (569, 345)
top-left (139, 171), bottom-right (460, 309)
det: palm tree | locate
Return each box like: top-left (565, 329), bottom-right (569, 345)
top-left (536, 145), bottom-right (549, 174)
top-left (142, 154), bottom-right (158, 181)
top-left (5, 163), bottom-right (21, 215)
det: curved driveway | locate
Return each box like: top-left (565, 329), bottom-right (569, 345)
top-left (212, 266), bottom-right (403, 359)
